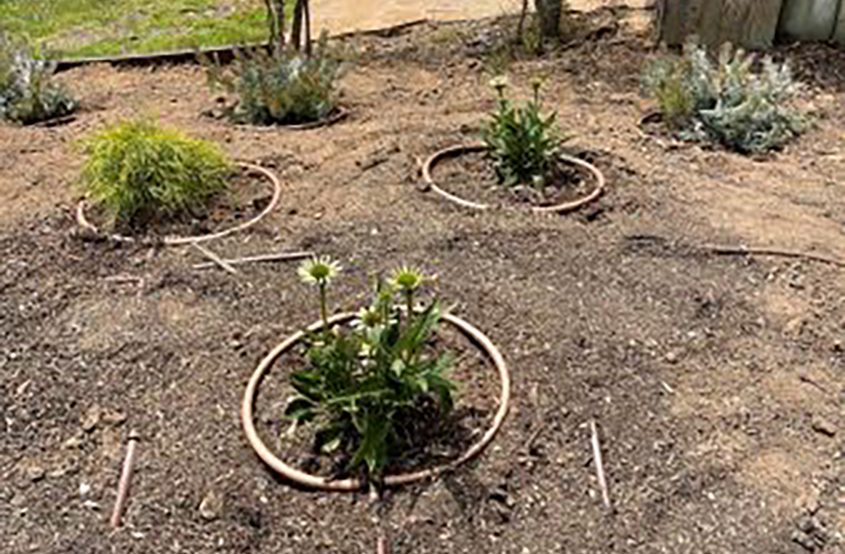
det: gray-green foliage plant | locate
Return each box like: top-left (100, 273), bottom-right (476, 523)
top-left (205, 33), bottom-right (339, 125)
top-left (0, 33), bottom-right (76, 125)
top-left (642, 40), bottom-right (806, 154)
top-left (79, 119), bottom-right (232, 228)
top-left (482, 76), bottom-right (562, 190)
top-left (286, 259), bottom-right (457, 481)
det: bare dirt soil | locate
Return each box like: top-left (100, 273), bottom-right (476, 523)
top-left (431, 149), bottom-right (596, 209)
top-left (1, 12), bottom-right (843, 554)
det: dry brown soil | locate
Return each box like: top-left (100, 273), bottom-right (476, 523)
top-left (1, 13), bottom-right (843, 554)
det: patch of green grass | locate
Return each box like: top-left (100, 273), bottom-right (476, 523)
top-left (0, 0), bottom-right (274, 58)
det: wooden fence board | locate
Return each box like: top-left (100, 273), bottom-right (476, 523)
top-left (778, 0), bottom-right (839, 41)
top-left (660, 0), bottom-right (783, 48)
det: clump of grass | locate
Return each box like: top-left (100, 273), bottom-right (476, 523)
top-left (642, 40), bottom-right (806, 154)
top-left (78, 119), bottom-right (232, 228)
top-left (286, 259), bottom-right (457, 482)
top-left (0, 33), bottom-right (76, 125)
top-left (482, 76), bottom-right (564, 191)
top-left (204, 33), bottom-right (339, 125)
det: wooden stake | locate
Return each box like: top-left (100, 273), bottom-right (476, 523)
top-left (110, 429), bottom-right (140, 528)
top-left (190, 242), bottom-right (238, 274)
top-left (589, 420), bottom-right (611, 510)
top-left (192, 250), bottom-right (314, 270)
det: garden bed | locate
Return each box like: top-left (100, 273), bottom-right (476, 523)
top-left (1, 13), bottom-right (844, 554)
top-left (248, 313), bottom-right (506, 489)
top-left (424, 144), bottom-right (605, 212)
top-left (76, 163), bottom-right (281, 244)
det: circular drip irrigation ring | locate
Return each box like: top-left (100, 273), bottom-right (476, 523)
top-left (422, 143), bottom-right (606, 214)
top-left (241, 312), bottom-right (511, 491)
top-left (229, 106), bottom-right (350, 132)
top-left (281, 106), bottom-right (349, 131)
top-left (76, 162), bottom-right (282, 246)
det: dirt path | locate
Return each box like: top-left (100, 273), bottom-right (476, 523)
top-left (311, 0), bottom-right (650, 35)
top-left (312, 0), bottom-right (521, 34)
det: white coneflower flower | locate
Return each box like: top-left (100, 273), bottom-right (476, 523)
top-left (297, 255), bottom-right (342, 287)
top-left (489, 75), bottom-right (509, 92)
top-left (353, 306), bottom-right (384, 329)
top-left (388, 265), bottom-right (426, 293)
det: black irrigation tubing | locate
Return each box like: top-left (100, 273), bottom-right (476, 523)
top-left (55, 43), bottom-right (265, 73)
top-left (53, 18), bottom-right (432, 73)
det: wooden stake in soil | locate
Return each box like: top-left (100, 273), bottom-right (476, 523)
top-left (589, 420), bottom-right (611, 510)
top-left (192, 250), bottom-right (314, 270)
top-left (110, 429), bottom-right (141, 528)
top-left (376, 534), bottom-right (389, 554)
top-left (190, 242), bottom-right (238, 274)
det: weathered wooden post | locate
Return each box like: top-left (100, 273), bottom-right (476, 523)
top-left (778, 0), bottom-right (840, 41)
top-left (658, 0), bottom-right (785, 48)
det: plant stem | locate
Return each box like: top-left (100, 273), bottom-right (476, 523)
top-left (405, 290), bottom-right (414, 321)
top-left (319, 283), bottom-right (329, 340)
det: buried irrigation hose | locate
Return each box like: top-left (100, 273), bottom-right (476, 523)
top-left (241, 312), bottom-right (510, 492)
top-left (76, 162), bottom-right (282, 246)
top-left (625, 234), bottom-right (845, 269)
top-left (421, 143), bottom-right (606, 214)
top-left (230, 106), bottom-right (350, 132)
top-left (699, 244), bottom-right (845, 269)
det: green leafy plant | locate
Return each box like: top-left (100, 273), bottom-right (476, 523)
top-left (285, 259), bottom-right (457, 481)
top-left (482, 76), bottom-right (563, 190)
top-left (78, 119), bottom-right (232, 227)
top-left (205, 32), bottom-right (339, 125)
top-left (642, 40), bottom-right (806, 154)
top-left (0, 33), bottom-right (77, 125)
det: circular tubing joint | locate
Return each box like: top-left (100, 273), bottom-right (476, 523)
top-left (241, 312), bottom-right (511, 491)
top-left (422, 143), bottom-right (606, 214)
top-left (76, 162), bottom-right (282, 246)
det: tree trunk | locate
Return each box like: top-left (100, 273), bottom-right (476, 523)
top-left (264, 0), bottom-right (285, 52)
top-left (534, 0), bottom-right (562, 40)
top-left (289, 0), bottom-right (313, 54)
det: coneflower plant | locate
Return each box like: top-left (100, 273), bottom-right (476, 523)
top-left (286, 258), bottom-right (457, 481)
top-left (482, 75), bottom-right (564, 191)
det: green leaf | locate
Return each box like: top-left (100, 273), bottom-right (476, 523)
top-left (350, 411), bottom-right (391, 476)
top-left (316, 424), bottom-right (345, 454)
top-left (284, 397), bottom-right (316, 422)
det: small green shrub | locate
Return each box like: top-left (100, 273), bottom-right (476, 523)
top-left (642, 41), bottom-right (806, 154)
top-left (205, 34), bottom-right (339, 125)
top-left (79, 119), bottom-right (232, 227)
top-left (0, 33), bottom-right (77, 125)
top-left (286, 258), bottom-right (457, 481)
top-left (482, 76), bottom-right (563, 189)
